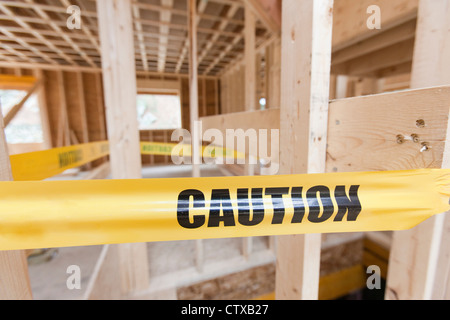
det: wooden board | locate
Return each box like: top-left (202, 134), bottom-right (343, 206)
top-left (201, 108), bottom-right (280, 158)
top-left (275, 0), bottom-right (333, 300)
top-left (326, 86), bottom-right (450, 172)
top-left (386, 0), bottom-right (450, 300)
top-left (0, 101), bottom-right (32, 299)
top-left (202, 85), bottom-right (450, 174)
top-left (96, 0), bottom-right (149, 297)
top-left (332, 0), bottom-right (419, 50)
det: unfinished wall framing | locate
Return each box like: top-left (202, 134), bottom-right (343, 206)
top-left (0, 0), bottom-right (449, 301)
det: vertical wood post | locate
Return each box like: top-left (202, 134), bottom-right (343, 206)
top-left (245, 1), bottom-right (256, 112)
top-left (0, 109), bottom-right (32, 300)
top-left (96, 0), bottom-right (149, 296)
top-left (189, 0), bottom-right (200, 178)
top-left (386, 0), bottom-right (450, 300)
top-left (188, 0), bottom-right (204, 271)
top-left (275, 0), bottom-right (334, 300)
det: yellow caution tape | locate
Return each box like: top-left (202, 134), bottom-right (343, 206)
top-left (0, 168), bottom-right (449, 250)
top-left (10, 141), bottom-right (110, 181)
top-left (140, 141), bottom-right (245, 159)
top-left (9, 141), bottom-right (245, 182)
top-left (140, 141), bottom-right (177, 156)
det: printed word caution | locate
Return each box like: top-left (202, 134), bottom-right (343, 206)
top-left (177, 185), bottom-right (361, 229)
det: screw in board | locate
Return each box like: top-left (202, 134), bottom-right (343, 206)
top-left (416, 119), bottom-right (425, 128)
top-left (411, 134), bottom-right (420, 143)
top-left (420, 142), bottom-right (430, 152)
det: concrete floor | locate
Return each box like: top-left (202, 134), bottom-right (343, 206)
top-left (28, 164), bottom-right (272, 300)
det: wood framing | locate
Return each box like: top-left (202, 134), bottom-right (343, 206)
top-left (246, 0), bottom-right (281, 34)
top-left (331, 0), bottom-right (418, 50)
top-left (0, 0), bottom-right (272, 76)
top-left (96, 0), bottom-right (149, 297)
top-left (244, 1), bottom-right (256, 112)
top-left (385, 0), bottom-right (450, 300)
top-left (0, 105), bottom-right (32, 300)
top-left (275, 0), bottom-right (333, 300)
top-left (3, 78), bottom-right (40, 126)
top-left (188, 0), bottom-right (203, 272)
top-left (202, 86), bottom-right (450, 172)
top-left (0, 74), bottom-right (35, 90)
top-left (2, 0), bottom-right (450, 302)
top-left (188, 0), bottom-right (200, 178)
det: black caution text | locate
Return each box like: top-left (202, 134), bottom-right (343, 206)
top-left (176, 185), bottom-right (361, 229)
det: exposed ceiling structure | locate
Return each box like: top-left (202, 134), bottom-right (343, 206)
top-left (0, 0), bottom-right (273, 76)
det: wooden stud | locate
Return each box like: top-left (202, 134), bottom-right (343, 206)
top-left (75, 72), bottom-right (89, 145)
top-left (33, 69), bottom-right (52, 149)
top-left (202, 78), bottom-right (207, 117)
top-left (214, 78), bottom-right (220, 115)
top-left (188, 0), bottom-right (203, 272)
top-left (275, 0), bottom-right (334, 300)
top-left (245, 1), bottom-right (256, 112)
top-left (96, 0), bottom-right (149, 297)
top-left (242, 1), bottom-right (257, 257)
top-left (386, 0), bottom-right (450, 300)
top-left (188, 0), bottom-right (201, 178)
top-left (56, 71), bottom-right (70, 147)
top-left (0, 105), bottom-right (32, 300)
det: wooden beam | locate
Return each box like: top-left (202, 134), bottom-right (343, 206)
top-left (0, 61), bottom-right (101, 73)
top-left (245, 1), bottom-right (256, 112)
top-left (76, 72), bottom-right (89, 145)
top-left (157, 0), bottom-right (173, 73)
top-left (0, 103), bottom-right (32, 300)
top-left (332, 19), bottom-right (416, 65)
top-left (56, 71), bottom-right (70, 147)
top-left (245, 0), bottom-right (281, 34)
top-left (327, 86), bottom-right (450, 172)
top-left (96, 0), bottom-right (149, 297)
top-left (386, 0), bottom-right (450, 300)
top-left (175, 0), bottom-right (208, 74)
top-left (197, 4), bottom-right (240, 70)
top-left (0, 2), bottom-right (75, 66)
top-left (201, 108), bottom-right (280, 157)
top-left (59, 0), bottom-right (101, 55)
top-left (203, 85), bottom-right (450, 171)
top-left (188, 0), bottom-right (200, 178)
top-left (0, 74), bottom-right (36, 90)
top-left (23, 0), bottom-right (97, 68)
top-left (331, 39), bottom-right (414, 77)
top-left (331, 0), bottom-right (418, 51)
top-left (275, 0), bottom-right (334, 300)
top-left (136, 78), bottom-right (180, 94)
top-left (132, 5), bottom-right (149, 71)
top-left (33, 70), bottom-right (51, 149)
top-left (243, 2), bottom-right (257, 255)
top-left (3, 78), bottom-right (41, 126)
